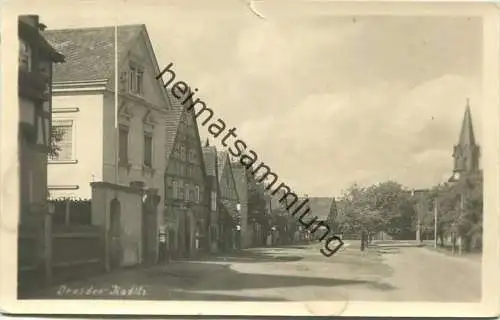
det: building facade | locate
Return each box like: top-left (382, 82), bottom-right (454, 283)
top-left (18, 15), bottom-right (65, 223)
top-left (18, 15), bottom-right (65, 290)
top-left (202, 142), bottom-right (220, 253)
top-left (163, 91), bottom-right (209, 258)
top-left (44, 25), bottom-right (170, 264)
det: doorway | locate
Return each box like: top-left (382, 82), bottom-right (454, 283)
top-left (109, 198), bottom-right (122, 269)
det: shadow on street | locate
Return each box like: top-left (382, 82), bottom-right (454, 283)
top-left (24, 255), bottom-right (396, 300)
top-left (196, 249), bottom-right (304, 263)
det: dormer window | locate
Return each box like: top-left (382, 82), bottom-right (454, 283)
top-left (129, 63), bottom-right (144, 96)
top-left (19, 38), bottom-right (32, 71)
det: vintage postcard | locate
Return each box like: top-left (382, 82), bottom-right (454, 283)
top-left (1, 0), bottom-right (499, 317)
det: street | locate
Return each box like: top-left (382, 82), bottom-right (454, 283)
top-left (30, 242), bottom-right (481, 302)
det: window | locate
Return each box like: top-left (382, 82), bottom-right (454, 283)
top-left (211, 191), bottom-right (217, 211)
top-left (179, 144), bottom-right (186, 161)
top-left (178, 163), bottom-right (185, 176)
top-left (188, 149), bottom-right (196, 163)
top-left (137, 70), bottom-right (143, 94)
top-left (144, 132), bottom-right (153, 167)
top-left (172, 180), bottom-right (178, 199)
top-left (19, 39), bottom-right (31, 71)
top-left (195, 185), bottom-right (200, 203)
top-left (186, 166), bottom-right (192, 177)
top-left (185, 183), bottom-right (190, 201)
top-left (119, 125), bottom-right (129, 164)
top-left (178, 180), bottom-right (184, 200)
top-left (50, 120), bottom-right (73, 161)
top-left (128, 63), bottom-right (144, 95)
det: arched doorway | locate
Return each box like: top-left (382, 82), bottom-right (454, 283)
top-left (109, 198), bottom-right (122, 269)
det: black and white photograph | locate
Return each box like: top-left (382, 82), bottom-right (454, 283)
top-left (1, 0), bottom-right (499, 317)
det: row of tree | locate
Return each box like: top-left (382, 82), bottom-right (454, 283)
top-left (239, 163), bottom-right (483, 253)
top-left (420, 177), bottom-right (483, 252)
top-left (328, 178), bottom-right (483, 252)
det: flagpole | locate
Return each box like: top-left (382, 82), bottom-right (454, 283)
top-left (114, 25), bottom-right (119, 186)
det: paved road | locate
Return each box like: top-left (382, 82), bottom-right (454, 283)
top-left (29, 242), bottom-right (481, 302)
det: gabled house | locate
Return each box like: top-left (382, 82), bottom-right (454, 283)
top-left (44, 25), bottom-right (171, 265)
top-left (201, 141), bottom-right (220, 253)
top-left (163, 90), bottom-right (209, 259)
top-left (217, 151), bottom-right (240, 251)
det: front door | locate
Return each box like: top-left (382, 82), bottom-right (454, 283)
top-left (109, 199), bottom-right (122, 269)
top-left (184, 213), bottom-right (191, 258)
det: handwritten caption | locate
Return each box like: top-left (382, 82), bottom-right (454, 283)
top-left (56, 284), bottom-right (147, 297)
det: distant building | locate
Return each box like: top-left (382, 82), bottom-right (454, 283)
top-left (232, 161), bottom-right (260, 248)
top-left (217, 152), bottom-right (241, 250)
top-left (299, 196), bottom-right (337, 240)
top-left (18, 15), bottom-right (64, 223)
top-left (447, 100), bottom-right (483, 250)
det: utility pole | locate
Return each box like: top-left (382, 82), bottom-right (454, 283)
top-left (434, 197), bottom-right (438, 248)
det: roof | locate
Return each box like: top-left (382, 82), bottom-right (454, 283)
top-left (202, 146), bottom-right (218, 177)
top-left (164, 90), bottom-right (187, 168)
top-left (44, 25), bottom-right (143, 82)
top-left (458, 100), bottom-right (477, 148)
top-left (19, 18), bottom-right (65, 63)
top-left (299, 197), bottom-right (335, 220)
top-left (221, 199), bottom-right (239, 218)
top-left (230, 162), bottom-right (247, 203)
top-left (217, 151), bottom-right (228, 182)
top-left (163, 88), bottom-right (208, 181)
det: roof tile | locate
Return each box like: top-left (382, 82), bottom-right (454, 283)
top-left (44, 25), bottom-right (143, 83)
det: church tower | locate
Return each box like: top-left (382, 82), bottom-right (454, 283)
top-left (451, 99), bottom-right (480, 180)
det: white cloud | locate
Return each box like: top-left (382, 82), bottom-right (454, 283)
top-left (234, 74), bottom-right (481, 196)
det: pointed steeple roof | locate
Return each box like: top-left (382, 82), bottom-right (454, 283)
top-left (458, 99), bottom-right (476, 147)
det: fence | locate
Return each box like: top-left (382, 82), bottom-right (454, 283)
top-left (51, 225), bottom-right (105, 284)
top-left (18, 201), bottom-right (105, 297)
top-left (50, 198), bottom-right (92, 226)
top-left (18, 224), bottom-right (44, 292)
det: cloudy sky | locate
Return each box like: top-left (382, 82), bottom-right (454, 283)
top-left (35, 1), bottom-right (483, 197)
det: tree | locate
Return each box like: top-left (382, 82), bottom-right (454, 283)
top-left (455, 177), bottom-right (483, 252)
top-left (326, 197), bottom-right (339, 231)
top-left (336, 181), bottom-right (418, 249)
top-left (49, 126), bottom-right (65, 158)
top-left (336, 184), bottom-right (385, 250)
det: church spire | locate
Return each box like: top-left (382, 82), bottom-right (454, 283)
top-left (458, 98), bottom-right (476, 148)
top-left (452, 99), bottom-right (480, 175)
top-left (205, 138), bottom-right (209, 147)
